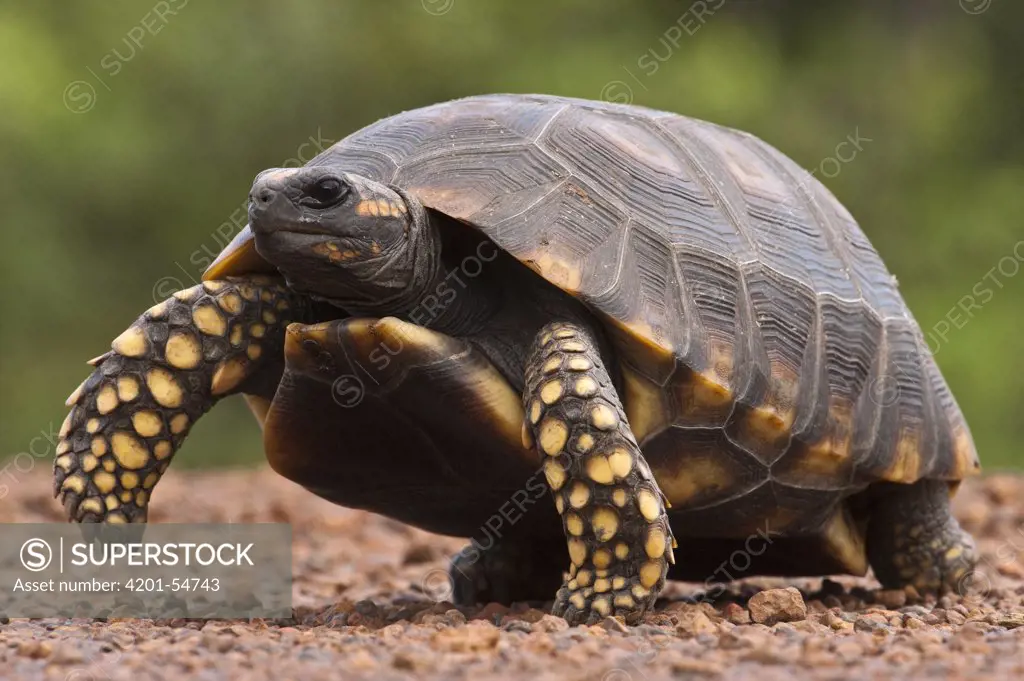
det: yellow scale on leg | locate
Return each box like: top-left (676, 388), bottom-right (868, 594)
top-left (524, 321), bottom-right (675, 625)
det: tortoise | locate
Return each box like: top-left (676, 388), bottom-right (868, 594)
top-left (55, 94), bottom-right (980, 624)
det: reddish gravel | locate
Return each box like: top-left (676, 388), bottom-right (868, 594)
top-left (1, 468), bottom-right (1024, 680)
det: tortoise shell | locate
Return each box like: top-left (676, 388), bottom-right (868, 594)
top-left (282, 95), bottom-right (980, 574)
top-left (308, 93), bottom-right (977, 494)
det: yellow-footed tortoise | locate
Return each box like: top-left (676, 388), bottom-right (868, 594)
top-left (55, 94), bottom-right (980, 625)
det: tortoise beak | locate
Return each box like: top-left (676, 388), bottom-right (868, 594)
top-left (202, 226), bottom-right (278, 281)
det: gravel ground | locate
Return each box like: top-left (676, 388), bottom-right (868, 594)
top-left (1, 468), bottom-right (1023, 681)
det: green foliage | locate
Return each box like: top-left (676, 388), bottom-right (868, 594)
top-left (1, 1), bottom-right (1021, 469)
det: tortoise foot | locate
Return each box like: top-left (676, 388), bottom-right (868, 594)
top-left (868, 480), bottom-right (978, 595)
top-left (880, 527), bottom-right (977, 595)
top-left (551, 569), bottom-right (658, 625)
top-left (449, 541), bottom-right (563, 606)
top-left (913, 526), bottom-right (977, 595)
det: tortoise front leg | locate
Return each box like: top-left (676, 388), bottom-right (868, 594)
top-left (523, 322), bottom-right (674, 625)
top-left (54, 278), bottom-right (299, 522)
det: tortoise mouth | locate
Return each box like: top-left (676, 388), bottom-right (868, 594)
top-left (204, 226), bottom-right (276, 281)
top-left (204, 226), bottom-right (348, 329)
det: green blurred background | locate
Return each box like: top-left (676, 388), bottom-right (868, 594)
top-left (1, 1), bottom-right (1021, 472)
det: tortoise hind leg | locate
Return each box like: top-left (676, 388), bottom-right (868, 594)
top-left (866, 479), bottom-right (977, 594)
top-left (523, 321), bottom-right (674, 625)
top-left (449, 538), bottom-right (564, 606)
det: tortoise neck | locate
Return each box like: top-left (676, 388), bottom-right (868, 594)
top-left (398, 214), bottom-right (504, 335)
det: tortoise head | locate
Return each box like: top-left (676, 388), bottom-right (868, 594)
top-left (205, 167), bottom-right (438, 313)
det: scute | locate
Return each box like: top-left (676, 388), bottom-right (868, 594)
top-left (310, 94), bottom-right (978, 492)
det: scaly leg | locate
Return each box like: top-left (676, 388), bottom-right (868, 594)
top-left (867, 479), bottom-right (977, 594)
top-left (54, 278), bottom-right (300, 522)
top-left (522, 321), bottom-right (674, 625)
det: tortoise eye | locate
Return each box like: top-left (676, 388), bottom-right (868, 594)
top-left (303, 177), bottom-right (348, 208)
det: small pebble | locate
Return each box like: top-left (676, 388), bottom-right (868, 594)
top-left (722, 602), bottom-right (751, 625)
top-left (854, 615), bottom-right (890, 634)
top-left (675, 609), bottom-right (717, 637)
top-left (748, 587), bottom-right (807, 625)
